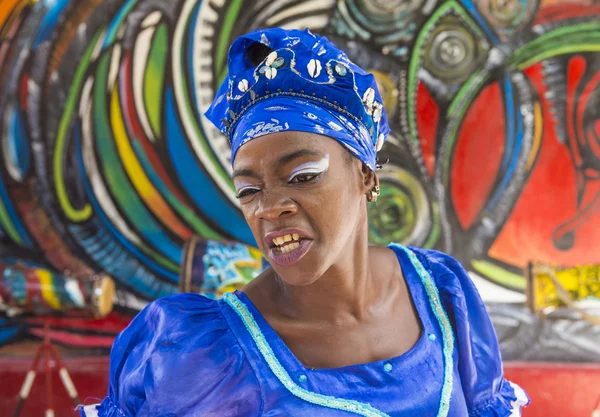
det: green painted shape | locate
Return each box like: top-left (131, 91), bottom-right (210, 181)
top-left (447, 71), bottom-right (490, 117)
top-left (509, 22), bottom-right (600, 69)
top-left (92, 51), bottom-right (178, 272)
top-left (176, 10), bottom-right (234, 192)
top-left (369, 185), bottom-right (418, 245)
top-left (511, 22), bottom-right (600, 61)
top-left (408, 0), bottom-right (486, 145)
top-left (0, 198), bottom-right (23, 245)
top-left (471, 259), bottom-right (526, 290)
top-left (423, 202), bottom-right (441, 249)
top-left (54, 29), bottom-right (104, 222)
top-left (235, 265), bottom-right (260, 282)
top-left (515, 44), bottom-right (600, 70)
top-left (443, 71), bottom-right (491, 186)
top-left (215, 0), bottom-right (243, 77)
top-left (144, 23), bottom-right (167, 139)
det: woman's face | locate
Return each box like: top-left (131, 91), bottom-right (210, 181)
top-left (232, 131), bottom-right (373, 286)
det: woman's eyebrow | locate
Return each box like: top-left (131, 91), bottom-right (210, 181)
top-left (278, 149), bottom-right (322, 167)
top-left (232, 168), bottom-right (260, 180)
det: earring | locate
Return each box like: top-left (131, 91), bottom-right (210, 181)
top-left (367, 186), bottom-right (380, 203)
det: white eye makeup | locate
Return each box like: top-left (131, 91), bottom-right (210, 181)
top-left (235, 182), bottom-right (261, 198)
top-left (288, 154), bottom-right (330, 182)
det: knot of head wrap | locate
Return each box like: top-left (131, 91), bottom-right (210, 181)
top-left (204, 27), bottom-right (390, 171)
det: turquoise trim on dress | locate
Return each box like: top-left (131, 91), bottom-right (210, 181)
top-left (223, 293), bottom-right (391, 417)
top-left (223, 245), bottom-right (455, 417)
top-left (391, 245), bottom-right (454, 417)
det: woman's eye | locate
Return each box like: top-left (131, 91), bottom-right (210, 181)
top-left (289, 173), bottom-right (319, 183)
top-left (235, 188), bottom-right (259, 199)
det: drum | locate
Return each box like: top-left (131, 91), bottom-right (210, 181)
top-left (179, 236), bottom-right (266, 297)
top-left (0, 261), bottom-right (115, 318)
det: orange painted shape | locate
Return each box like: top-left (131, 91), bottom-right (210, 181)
top-left (0, 0), bottom-right (22, 30)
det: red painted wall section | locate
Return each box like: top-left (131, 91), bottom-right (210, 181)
top-left (451, 82), bottom-right (505, 230)
top-left (0, 359), bottom-right (598, 417)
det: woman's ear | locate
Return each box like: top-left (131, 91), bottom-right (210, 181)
top-left (360, 163), bottom-right (379, 192)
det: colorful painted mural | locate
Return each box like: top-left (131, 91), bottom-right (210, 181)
top-left (0, 0), bottom-right (599, 360)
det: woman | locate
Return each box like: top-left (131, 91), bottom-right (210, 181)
top-left (81, 28), bottom-right (529, 417)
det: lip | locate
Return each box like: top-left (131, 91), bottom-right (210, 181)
top-left (263, 227), bottom-right (313, 249)
top-left (268, 238), bottom-right (313, 267)
top-left (263, 227), bottom-right (313, 267)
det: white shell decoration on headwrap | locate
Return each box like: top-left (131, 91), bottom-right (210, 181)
top-left (373, 103), bottom-right (383, 123)
top-left (376, 133), bottom-right (385, 152)
top-left (307, 59), bottom-right (322, 78)
top-left (265, 51), bottom-right (278, 66)
top-left (238, 79), bottom-right (249, 92)
top-left (265, 67), bottom-right (277, 79)
top-left (362, 88), bottom-right (375, 107)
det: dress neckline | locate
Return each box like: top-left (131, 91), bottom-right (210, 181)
top-left (229, 244), bottom-right (435, 374)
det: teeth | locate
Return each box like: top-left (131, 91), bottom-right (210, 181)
top-left (280, 242), bottom-right (300, 253)
top-left (272, 232), bottom-right (304, 252)
top-left (272, 233), bottom-right (302, 247)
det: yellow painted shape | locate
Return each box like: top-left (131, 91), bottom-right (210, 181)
top-left (110, 86), bottom-right (191, 239)
top-left (531, 264), bottom-right (600, 311)
top-left (37, 270), bottom-right (62, 310)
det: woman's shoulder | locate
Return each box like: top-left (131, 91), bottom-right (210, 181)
top-left (88, 293), bottom-right (262, 417)
top-left (146, 291), bottom-right (222, 315)
top-left (145, 292), bottom-right (223, 318)
top-left (390, 244), bottom-right (531, 415)
top-left (388, 244), bottom-right (468, 284)
top-left (130, 292), bottom-right (226, 341)
top-left (110, 292), bottom-right (233, 366)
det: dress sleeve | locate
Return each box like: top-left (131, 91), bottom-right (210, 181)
top-left (79, 296), bottom-right (161, 417)
top-left (417, 248), bottom-right (530, 416)
top-left (79, 293), bottom-right (262, 417)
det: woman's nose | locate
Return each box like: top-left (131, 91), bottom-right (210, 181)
top-left (254, 191), bottom-right (298, 221)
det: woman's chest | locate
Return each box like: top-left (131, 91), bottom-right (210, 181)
top-left (268, 298), bottom-right (422, 370)
top-left (275, 319), bottom-right (422, 370)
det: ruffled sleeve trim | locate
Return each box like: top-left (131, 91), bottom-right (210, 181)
top-left (469, 379), bottom-right (530, 417)
top-left (79, 396), bottom-right (127, 417)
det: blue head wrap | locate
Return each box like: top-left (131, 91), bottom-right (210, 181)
top-left (204, 28), bottom-right (390, 171)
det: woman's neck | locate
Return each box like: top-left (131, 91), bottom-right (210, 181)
top-left (271, 224), bottom-right (381, 325)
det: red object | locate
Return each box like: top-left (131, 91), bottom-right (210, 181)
top-left (504, 362), bottom-right (600, 417)
top-left (0, 357), bottom-right (599, 416)
top-left (11, 321), bottom-right (81, 417)
top-left (416, 80), bottom-right (439, 178)
top-left (450, 81), bottom-right (505, 230)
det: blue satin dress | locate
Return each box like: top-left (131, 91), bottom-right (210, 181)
top-left (80, 245), bottom-right (529, 417)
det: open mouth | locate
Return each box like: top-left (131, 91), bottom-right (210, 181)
top-left (271, 233), bottom-right (303, 253)
top-left (264, 228), bottom-right (313, 266)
